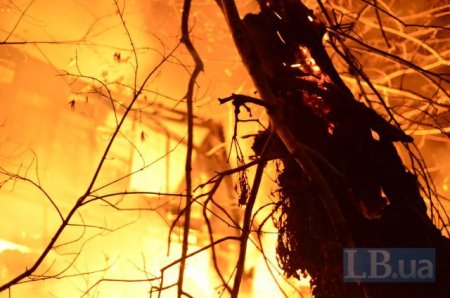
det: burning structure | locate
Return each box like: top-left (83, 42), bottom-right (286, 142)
top-left (0, 0), bottom-right (449, 297)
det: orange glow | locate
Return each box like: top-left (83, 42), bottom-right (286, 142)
top-left (296, 45), bottom-right (331, 84)
top-left (0, 1), bottom-right (303, 297)
top-left (443, 177), bottom-right (449, 193)
top-left (1, 0), bottom-right (449, 297)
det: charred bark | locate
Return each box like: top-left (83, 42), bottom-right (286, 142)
top-left (218, 0), bottom-right (450, 297)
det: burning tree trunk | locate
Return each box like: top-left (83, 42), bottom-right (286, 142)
top-left (217, 0), bottom-right (450, 297)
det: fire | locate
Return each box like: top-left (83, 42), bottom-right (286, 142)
top-left (0, 239), bottom-right (29, 254)
top-left (0, 0), bottom-right (301, 295)
top-left (0, 0), bottom-right (449, 297)
top-left (295, 45), bottom-right (330, 84)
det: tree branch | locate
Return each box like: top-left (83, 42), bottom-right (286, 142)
top-left (177, 0), bottom-right (204, 297)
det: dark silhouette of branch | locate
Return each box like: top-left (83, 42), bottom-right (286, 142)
top-left (177, 0), bottom-right (204, 296)
top-left (2, 0), bottom-right (35, 44)
top-left (372, 0), bottom-right (390, 48)
top-left (81, 277), bottom-right (160, 298)
top-left (231, 160), bottom-right (266, 297)
top-left (0, 166), bottom-right (63, 221)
